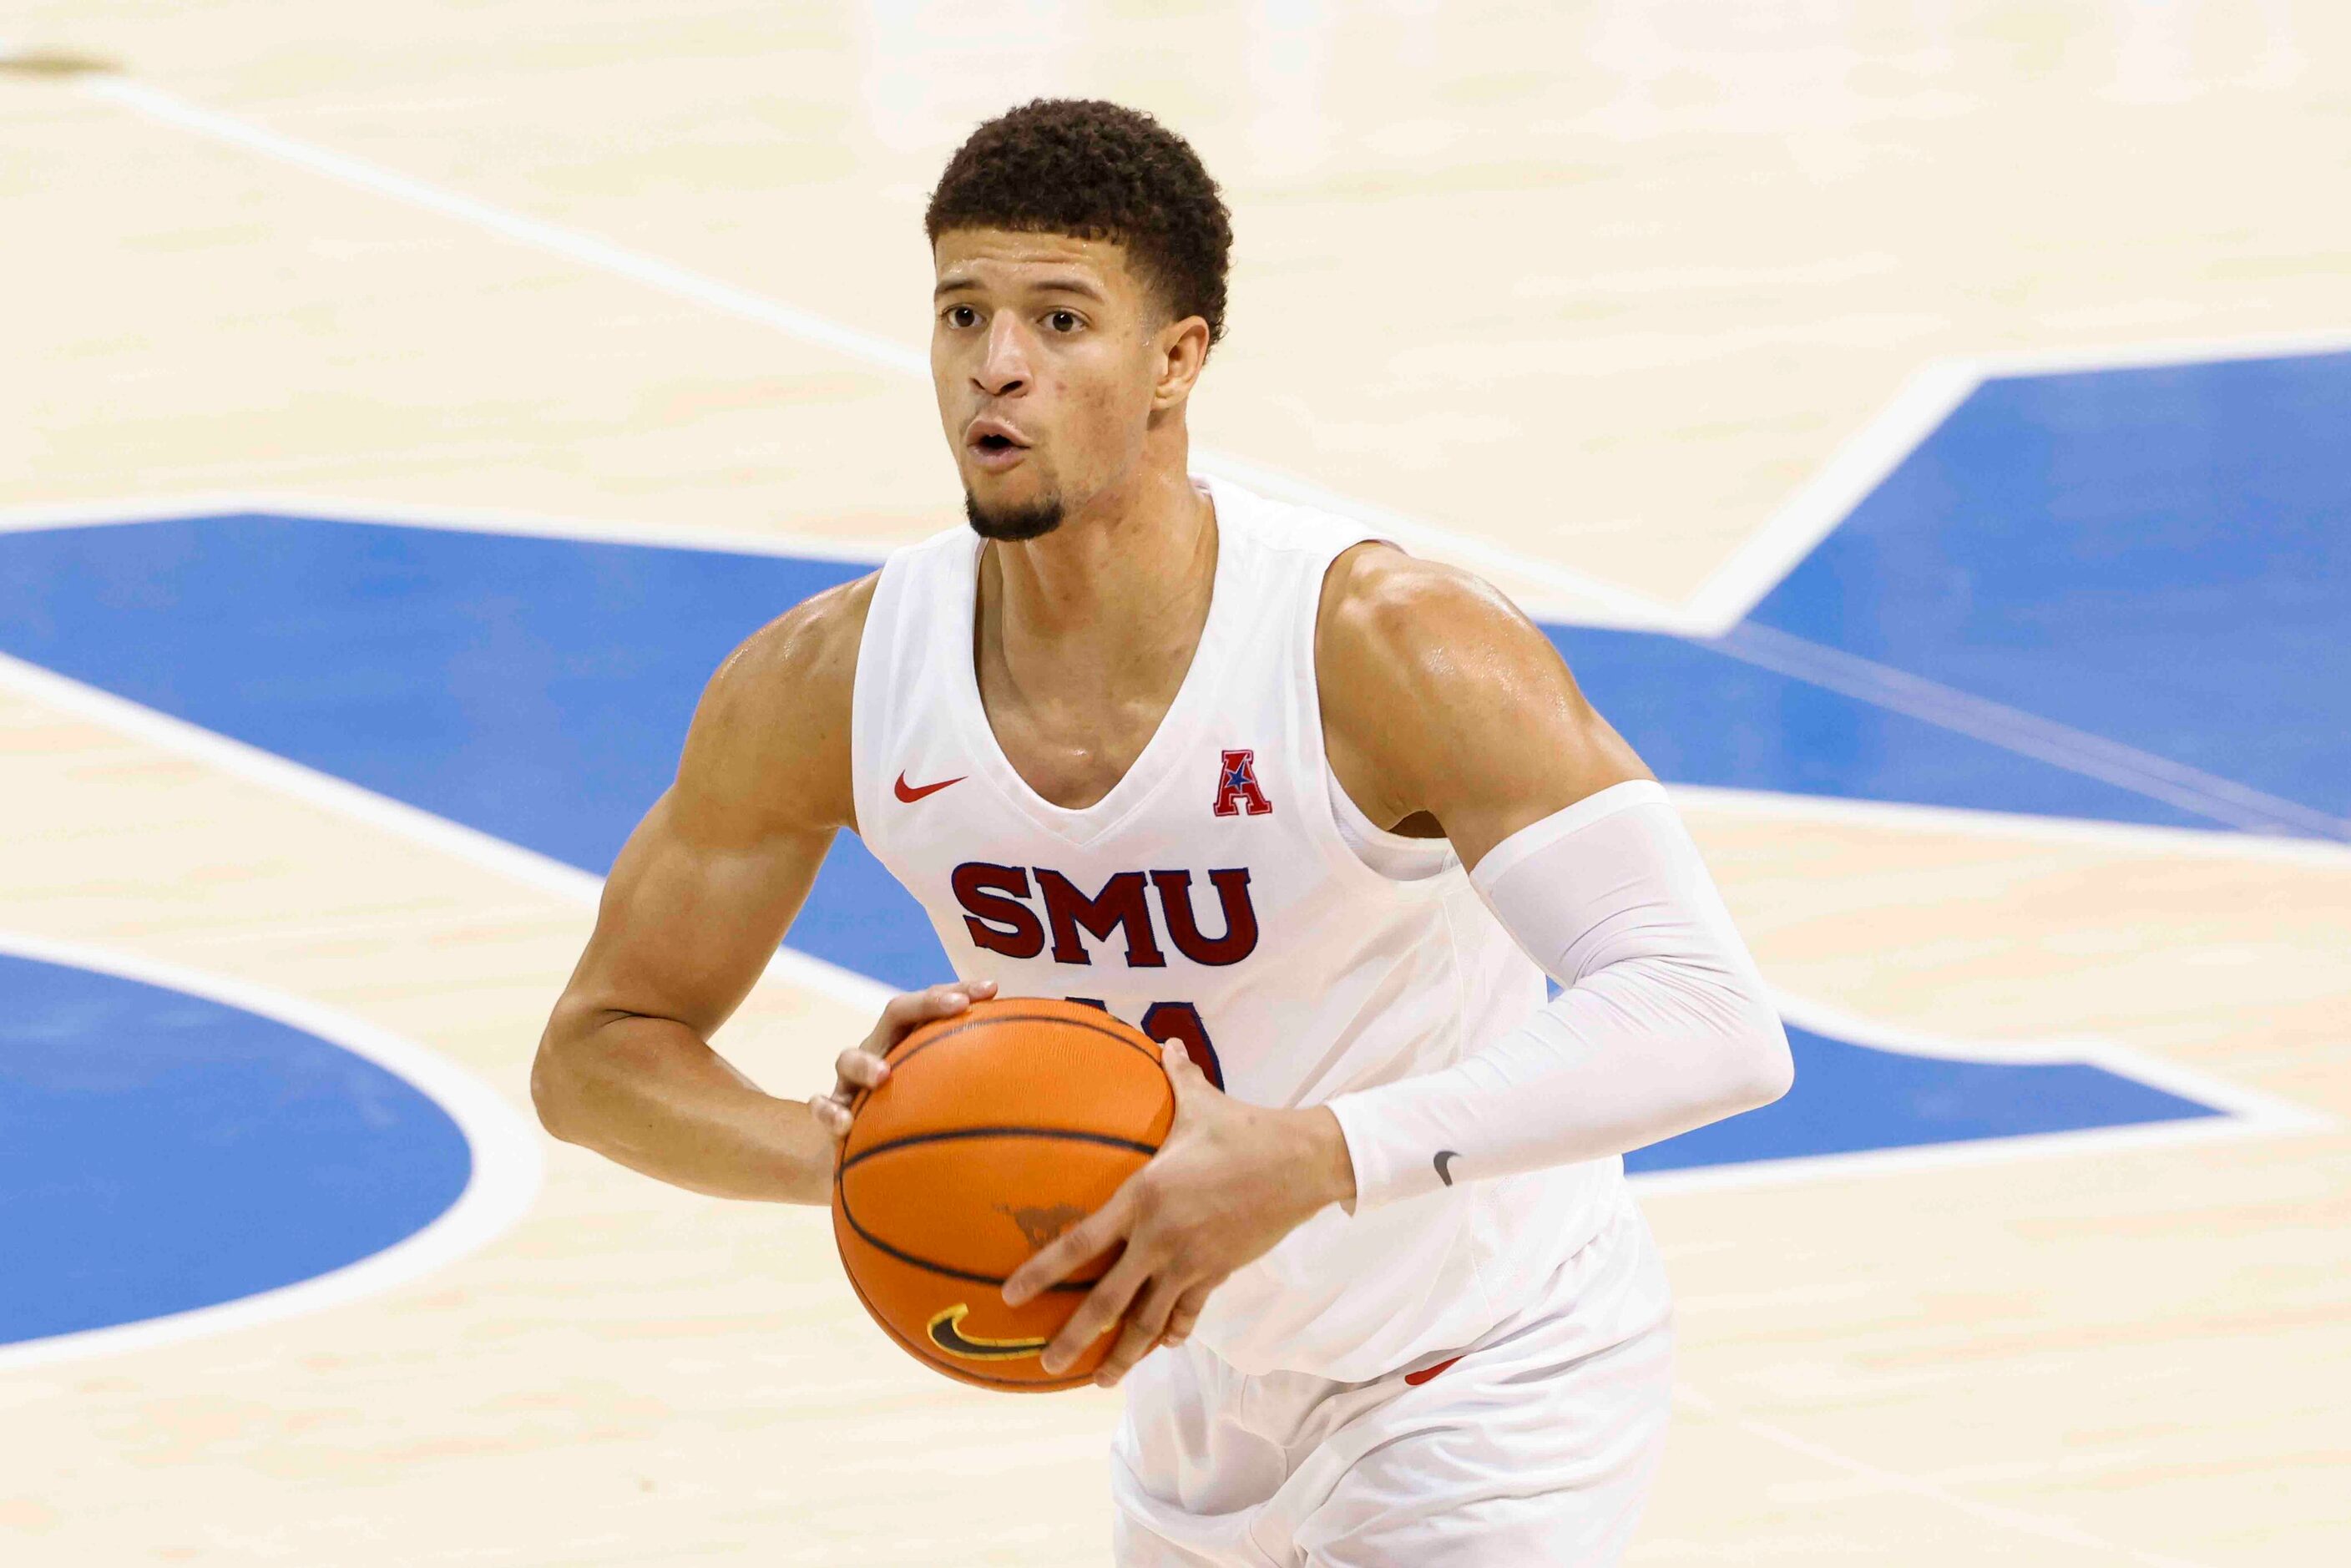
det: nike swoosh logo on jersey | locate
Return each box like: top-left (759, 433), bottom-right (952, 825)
top-left (925, 1302), bottom-right (1050, 1361)
top-left (1433, 1149), bottom-right (1460, 1186)
top-left (894, 771), bottom-right (965, 803)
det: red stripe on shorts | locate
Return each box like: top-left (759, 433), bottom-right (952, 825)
top-left (1403, 1354), bottom-right (1462, 1388)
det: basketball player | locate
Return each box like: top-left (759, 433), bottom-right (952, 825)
top-left (532, 99), bottom-right (1793, 1565)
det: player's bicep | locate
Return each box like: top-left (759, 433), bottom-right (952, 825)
top-left (1423, 625), bottom-right (1650, 869)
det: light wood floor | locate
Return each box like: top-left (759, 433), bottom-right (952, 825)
top-left (3, 4), bottom-right (2347, 1563)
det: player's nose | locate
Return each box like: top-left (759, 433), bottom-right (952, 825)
top-left (973, 314), bottom-right (1030, 397)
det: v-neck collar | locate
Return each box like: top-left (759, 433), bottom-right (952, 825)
top-left (948, 477), bottom-right (1240, 848)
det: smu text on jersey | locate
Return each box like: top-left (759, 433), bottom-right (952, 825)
top-left (952, 864), bottom-right (1259, 966)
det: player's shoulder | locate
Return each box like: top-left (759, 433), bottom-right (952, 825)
top-left (676, 571), bottom-right (877, 830)
top-left (1312, 541), bottom-right (1581, 832)
top-left (1315, 540), bottom-right (1545, 697)
top-left (705, 569), bottom-right (879, 721)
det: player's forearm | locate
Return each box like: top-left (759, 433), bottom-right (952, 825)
top-left (532, 1009), bottom-right (836, 1204)
top-left (1330, 959), bottom-right (1787, 1206)
top-left (1328, 781), bottom-right (1792, 1209)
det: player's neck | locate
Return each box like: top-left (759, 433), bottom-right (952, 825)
top-left (982, 461), bottom-right (1217, 690)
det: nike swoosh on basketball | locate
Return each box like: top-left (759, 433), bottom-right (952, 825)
top-left (926, 1302), bottom-right (1051, 1361)
top-left (894, 771), bottom-right (964, 803)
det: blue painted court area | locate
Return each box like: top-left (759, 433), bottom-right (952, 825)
top-left (1747, 350), bottom-right (2351, 838)
top-left (1628, 1024), bottom-right (2219, 1173)
top-left (0, 953), bottom-right (473, 1348)
top-left (3, 349), bottom-right (2338, 1198)
top-left (0, 511), bottom-right (2239, 1179)
top-left (0, 516), bottom-right (935, 992)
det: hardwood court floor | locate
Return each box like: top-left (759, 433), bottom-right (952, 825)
top-left (3, 4), bottom-right (2348, 1563)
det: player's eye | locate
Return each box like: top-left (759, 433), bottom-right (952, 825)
top-left (943, 305), bottom-right (979, 329)
top-left (1046, 310), bottom-right (1081, 333)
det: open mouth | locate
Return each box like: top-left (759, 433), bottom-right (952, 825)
top-left (967, 421), bottom-right (1031, 469)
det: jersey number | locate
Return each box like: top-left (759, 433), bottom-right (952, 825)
top-left (1066, 997), bottom-right (1224, 1090)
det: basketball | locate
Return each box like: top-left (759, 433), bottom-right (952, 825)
top-left (832, 997), bottom-right (1176, 1391)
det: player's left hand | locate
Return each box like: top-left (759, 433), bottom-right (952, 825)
top-left (1000, 1039), bottom-right (1357, 1388)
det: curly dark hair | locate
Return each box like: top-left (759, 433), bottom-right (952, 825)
top-left (925, 99), bottom-right (1231, 347)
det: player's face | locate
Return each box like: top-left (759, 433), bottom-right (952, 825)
top-left (930, 228), bottom-right (1175, 540)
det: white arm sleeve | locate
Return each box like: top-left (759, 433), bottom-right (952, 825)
top-left (1325, 780), bottom-right (1793, 1211)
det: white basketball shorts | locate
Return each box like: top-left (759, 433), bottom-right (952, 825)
top-left (1109, 1196), bottom-right (1675, 1567)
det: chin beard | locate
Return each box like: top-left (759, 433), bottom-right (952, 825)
top-left (963, 489), bottom-right (1065, 543)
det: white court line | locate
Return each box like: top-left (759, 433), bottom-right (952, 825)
top-left (1673, 1382), bottom-right (2218, 1568)
top-left (1678, 361), bottom-right (1978, 635)
top-left (1186, 449), bottom-right (1676, 629)
top-left (1631, 1110), bottom-right (2326, 1200)
top-left (76, 76), bottom-right (1678, 633)
top-left (0, 650), bottom-right (894, 1018)
top-left (0, 488), bottom-right (901, 566)
top-left (1669, 781), bottom-right (2351, 869)
top-left (1964, 326), bottom-right (2351, 378)
top-left (84, 80), bottom-right (929, 377)
top-left (0, 929), bottom-right (544, 1372)
top-left (1772, 989), bottom-right (2311, 1090)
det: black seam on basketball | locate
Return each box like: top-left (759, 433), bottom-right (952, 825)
top-left (882, 1009), bottom-right (1165, 1073)
top-left (839, 1009), bottom-right (1167, 1168)
top-left (841, 1013), bottom-right (1167, 1169)
top-left (839, 1124), bottom-right (1160, 1175)
top-left (835, 1175), bottom-right (1107, 1294)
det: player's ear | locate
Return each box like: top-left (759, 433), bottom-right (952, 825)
top-left (1150, 314), bottom-right (1211, 411)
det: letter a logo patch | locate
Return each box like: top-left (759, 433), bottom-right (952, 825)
top-left (1213, 748), bottom-right (1274, 817)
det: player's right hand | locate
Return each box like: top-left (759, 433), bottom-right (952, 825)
top-left (807, 979), bottom-right (999, 1141)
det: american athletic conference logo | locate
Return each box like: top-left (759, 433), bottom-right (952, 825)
top-left (1214, 749), bottom-right (1272, 817)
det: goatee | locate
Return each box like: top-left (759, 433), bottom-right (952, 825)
top-left (964, 490), bottom-right (1065, 542)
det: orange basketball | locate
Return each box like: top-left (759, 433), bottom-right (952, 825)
top-left (832, 997), bottom-right (1175, 1392)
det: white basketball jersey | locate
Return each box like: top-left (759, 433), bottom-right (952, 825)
top-left (849, 474), bottom-right (1626, 1380)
